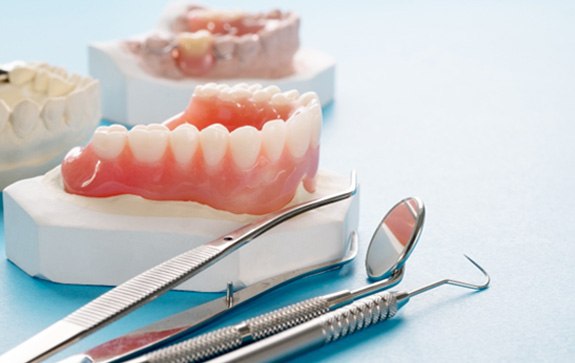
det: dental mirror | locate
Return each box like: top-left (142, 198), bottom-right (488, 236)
top-left (365, 197), bottom-right (425, 281)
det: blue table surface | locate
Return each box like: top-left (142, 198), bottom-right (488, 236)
top-left (1, 1), bottom-right (574, 362)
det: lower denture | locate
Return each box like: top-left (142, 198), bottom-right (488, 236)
top-left (61, 84), bottom-right (321, 215)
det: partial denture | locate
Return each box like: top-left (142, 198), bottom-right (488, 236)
top-left (0, 61), bottom-right (100, 189)
top-left (61, 84), bottom-right (321, 215)
top-left (126, 5), bottom-right (299, 79)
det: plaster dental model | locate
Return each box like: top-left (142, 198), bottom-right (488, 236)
top-left (4, 84), bottom-right (358, 292)
top-left (0, 62), bottom-right (100, 190)
top-left (89, 3), bottom-right (335, 125)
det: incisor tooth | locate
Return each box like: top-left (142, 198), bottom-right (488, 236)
top-left (9, 66), bottom-right (35, 85)
top-left (286, 111), bottom-right (311, 158)
top-left (308, 103), bottom-right (322, 147)
top-left (0, 100), bottom-right (10, 132)
top-left (11, 100), bottom-right (40, 138)
top-left (128, 125), bottom-right (169, 163)
top-left (262, 119), bottom-right (287, 162)
top-left (42, 97), bottom-right (67, 131)
top-left (170, 124), bottom-right (200, 166)
top-left (200, 124), bottom-right (229, 167)
top-left (230, 126), bottom-right (261, 170)
top-left (34, 70), bottom-right (49, 92)
top-left (91, 125), bottom-right (127, 159)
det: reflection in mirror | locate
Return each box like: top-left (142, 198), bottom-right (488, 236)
top-left (365, 197), bottom-right (425, 281)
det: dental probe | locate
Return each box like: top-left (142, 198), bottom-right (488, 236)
top-left (207, 255), bottom-right (490, 363)
top-left (124, 197), bottom-right (426, 363)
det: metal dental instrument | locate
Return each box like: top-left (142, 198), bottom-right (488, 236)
top-left (0, 172), bottom-right (358, 363)
top-left (58, 235), bottom-right (359, 363)
top-left (124, 197), bottom-right (425, 363)
top-left (208, 255), bottom-right (491, 363)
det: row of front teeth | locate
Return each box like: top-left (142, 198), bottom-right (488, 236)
top-left (193, 83), bottom-right (318, 106)
top-left (6, 64), bottom-right (82, 97)
top-left (92, 104), bottom-right (321, 169)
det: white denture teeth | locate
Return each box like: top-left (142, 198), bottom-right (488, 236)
top-left (48, 75), bottom-right (75, 97)
top-left (194, 83), bottom-right (219, 98)
top-left (308, 103), bottom-right (322, 147)
top-left (11, 100), bottom-right (41, 138)
top-left (262, 119), bottom-right (287, 162)
top-left (91, 125), bottom-right (127, 160)
top-left (297, 91), bottom-right (319, 106)
top-left (248, 84), bottom-right (263, 92)
top-left (9, 66), bottom-right (36, 85)
top-left (270, 92), bottom-right (290, 106)
top-left (283, 89), bottom-right (300, 101)
top-left (177, 30), bottom-right (213, 57)
top-left (200, 124), bottom-right (229, 167)
top-left (33, 70), bottom-right (49, 92)
top-left (263, 85), bottom-right (281, 97)
top-left (251, 89), bottom-right (270, 103)
top-left (170, 124), bottom-right (199, 166)
top-left (41, 97), bottom-right (67, 131)
top-left (230, 126), bottom-right (261, 170)
top-left (286, 110), bottom-right (311, 158)
top-left (128, 124), bottom-right (169, 163)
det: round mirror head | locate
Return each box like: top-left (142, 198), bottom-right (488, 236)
top-left (365, 197), bottom-right (425, 281)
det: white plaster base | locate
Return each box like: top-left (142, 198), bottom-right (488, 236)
top-left (89, 41), bottom-right (336, 126)
top-left (3, 169), bottom-right (358, 292)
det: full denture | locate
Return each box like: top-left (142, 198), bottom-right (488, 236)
top-left (61, 84), bottom-right (322, 215)
top-left (125, 5), bottom-right (299, 79)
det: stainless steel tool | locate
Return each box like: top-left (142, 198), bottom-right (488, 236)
top-left (207, 256), bottom-right (490, 363)
top-left (58, 234), bottom-right (358, 363)
top-left (124, 197), bottom-right (425, 363)
top-left (0, 172), bottom-right (357, 363)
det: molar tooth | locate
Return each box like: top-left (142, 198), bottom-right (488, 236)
top-left (66, 90), bottom-right (88, 126)
top-left (262, 119), bottom-right (287, 162)
top-left (194, 83), bottom-right (219, 98)
top-left (252, 90), bottom-right (270, 103)
top-left (308, 103), bottom-right (323, 147)
top-left (233, 83), bottom-right (249, 89)
top-left (236, 34), bottom-right (260, 62)
top-left (248, 84), bottom-right (263, 92)
top-left (92, 125), bottom-right (127, 160)
top-left (200, 124), bottom-right (229, 167)
top-left (41, 97), bottom-right (67, 131)
top-left (170, 124), bottom-right (200, 166)
top-left (283, 90), bottom-right (300, 101)
top-left (216, 83), bottom-right (230, 91)
top-left (48, 75), bottom-right (75, 97)
top-left (286, 111), bottom-right (311, 158)
top-left (0, 100), bottom-right (9, 132)
top-left (11, 100), bottom-right (40, 138)
top-left (298, 91), bottom-right (319, 106)
top-left (213, 35), bottom-right (235, 60)
top-left (33, 70), bottom-right (49, 92)
top-left (230, 126), bottom-right (261, 170)
top-left (9, 66), bottom-right (36, 85)
top-left (270, 93), bottom-right (290, 106)
top-left (229, 88), bottom-right (252, 101)
top-left (263, 85), bottom-right (281, 97)
top-left (177, 30), bottom-right (213, 57)
top-left (128, 124), bottom-right (169, 163)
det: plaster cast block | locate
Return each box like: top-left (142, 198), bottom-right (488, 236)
top-left (89, 42), bottom-right (335, 126)
top-left (3, 169), bottom-right (358, 292)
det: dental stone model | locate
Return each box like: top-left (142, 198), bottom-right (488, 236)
top-left (4, 84), bottom-right (357, 292)
top-left (89, 2), bottom-right (335, 125)
top-left (127, 5), bottom-right (299, 79)
top-left (0, 62), bottom-right (100, 190)
top-left (61, 84), bottom-right (321, 215)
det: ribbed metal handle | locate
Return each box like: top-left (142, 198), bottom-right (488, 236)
top-left (321, 292), bottom-right (397, 343)
top-left (136, 297), bottom-right (331, 363)
top-left (65, 244), bottom-right (222, 330)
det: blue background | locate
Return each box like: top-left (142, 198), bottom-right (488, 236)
top-left (1, 1), bottom-right (574, 361)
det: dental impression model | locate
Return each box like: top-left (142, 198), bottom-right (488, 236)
top-left (89, 3), bottom-right (335, 125)
top-left (4, 85), bottom-right (357, 292)
top-left (0, 62), bottom-right (100, 189)
top-left (62, 83), bottom-right (321, 215)
top-left (128, 5), bottom-right (299, 79)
